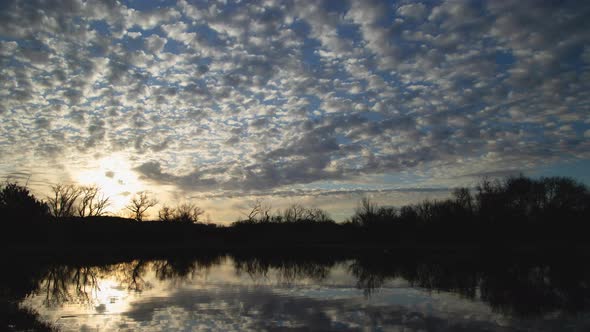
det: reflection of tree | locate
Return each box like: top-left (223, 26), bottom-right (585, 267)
top-left (348, 252), bottom-right (590, 317)
top-left (349, 260), bottom-right (386, 297)
top-left (479, 262), bottom-right (590, 316)
top-left (153, 255), bottom-right (224, 282)
top-left (153, 259), bottom-right (192, 281)
top-left (38, 260), bottom-right (156, 306)
top-left (40, 266), bottom-right (101, 307)
top-left (277, 260), bottom-right (331, 283)
top-left (235, 258), bottom-right (270, 280)
top-left (114, 260), bottom-right (150, 292)
top-left (233, 255), bottom-right (334, 285)
top-left (6, 251), bottom-right (590, 322)
top-left (35, 260), bottom-right (154, 307)
top-left (351, 256), bottom-right (480, 298)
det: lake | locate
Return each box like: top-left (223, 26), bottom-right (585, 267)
top-left (6, 250), bottom-right (590, 331)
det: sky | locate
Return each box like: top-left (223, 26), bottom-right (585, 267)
top-left (1, 0), bottom-right (589, 223)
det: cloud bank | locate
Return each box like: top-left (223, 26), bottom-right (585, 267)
top-left (1, 0), bottom-right (589, 218)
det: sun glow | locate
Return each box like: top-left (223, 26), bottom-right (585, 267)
top-left (92, 278), bottom-right (130, 313)
top-left (75, 154), bottom-right (144, 214)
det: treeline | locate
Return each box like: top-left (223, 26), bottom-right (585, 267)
top-left (2, 175), bottom-right (590, 248)
top-left (347, 176), bottom-right (589, 227)
top-left (227, 175), bottom-right (590, 246)
top-left (0, 181), bottom-right (209, 223)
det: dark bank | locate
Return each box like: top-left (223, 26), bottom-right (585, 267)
top-left (3, 175), bottom-right (590, 252)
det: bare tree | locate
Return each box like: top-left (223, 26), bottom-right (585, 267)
top-left (452, 187), bottom-right (473, 212)
top-left (175, 203), bottom-right (205, 223)
top-left (349, 197), bottom-right (378, 226)
top-left (244, 199), bottom-right (272, 223)
top-left (305, 207), bottom-right (333, 223)
top-left (77, 185), bottom-right (110, 217)
top-left (245, 199), bottom-right (261, 222)
top-left (47, 184), bottom-right (81, 218)
top-left (158, 205), bottom-right (175, 222)
top-left (126, 192), bottom-right (157, 222)
top-left (283, 203), bottom-right (307, 222)
top-left (157, 203), bottom-right (206, 223)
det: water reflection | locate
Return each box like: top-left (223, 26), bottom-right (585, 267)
top-left (4, 251), bottom-right (590, 331)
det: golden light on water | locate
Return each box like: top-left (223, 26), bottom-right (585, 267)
top-left (74, 154), bottom-right (144, 214)
top-left (92, 278), bottom-right (129, 313)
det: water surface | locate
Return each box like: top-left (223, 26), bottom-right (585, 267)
top-left (8, 252), bottom-right (590, 331)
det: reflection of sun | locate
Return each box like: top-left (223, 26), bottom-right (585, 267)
top-left (75, 154), bottom-right (144, 213)
top-left (92, 278), bottom-right (129, 313)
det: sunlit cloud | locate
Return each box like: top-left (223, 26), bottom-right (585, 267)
top-left (74, 153), bottom-right (146, 211)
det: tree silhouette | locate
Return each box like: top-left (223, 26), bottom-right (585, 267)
top-left (47, 184), bottom-right (80, 218)
top-left (174, 203), bottom-right (205, 223)
top-left (0, 182), bottom-right (49, 221)
top-left (453, 187), bottom-right (473, 212)
top-left (77, 185), bottom-right (110, 217)
top-left (304, 207), bottom-right (333, 223)
top-left (125, 192), bottom-right (157, 222)
top-left (158, 205), bottom-right (175, 222)
top-left (244, 199), bottom-right (272, 223)
top-left (157, 203), bottom-right (206, 223)
top-left (348, 197), bottom-right (380, 227)
top-left (282, 203), bottom-right (307, 223)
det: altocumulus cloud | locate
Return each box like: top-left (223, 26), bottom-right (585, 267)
top-left (0, 0), bottom-right (589, 213)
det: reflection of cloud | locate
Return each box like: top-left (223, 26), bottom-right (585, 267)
top-left (120, 283), bottom-right (586, 332)
top-left (94, 303), bottom-right (106, 314)
top-left (21, 257), bottom-right (590, 332)
top-left (123, 286), bottom-right (504, 331)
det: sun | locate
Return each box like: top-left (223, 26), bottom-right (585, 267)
top-left (75, 154), bottom-right (145, 214)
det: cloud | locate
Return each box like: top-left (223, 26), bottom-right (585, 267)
top-left (0, 0), bottom-right (588, 220)
top-left (144, 34), bottom-right (167, 54)
top-left (397, 3), bottom-right (428, 20)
